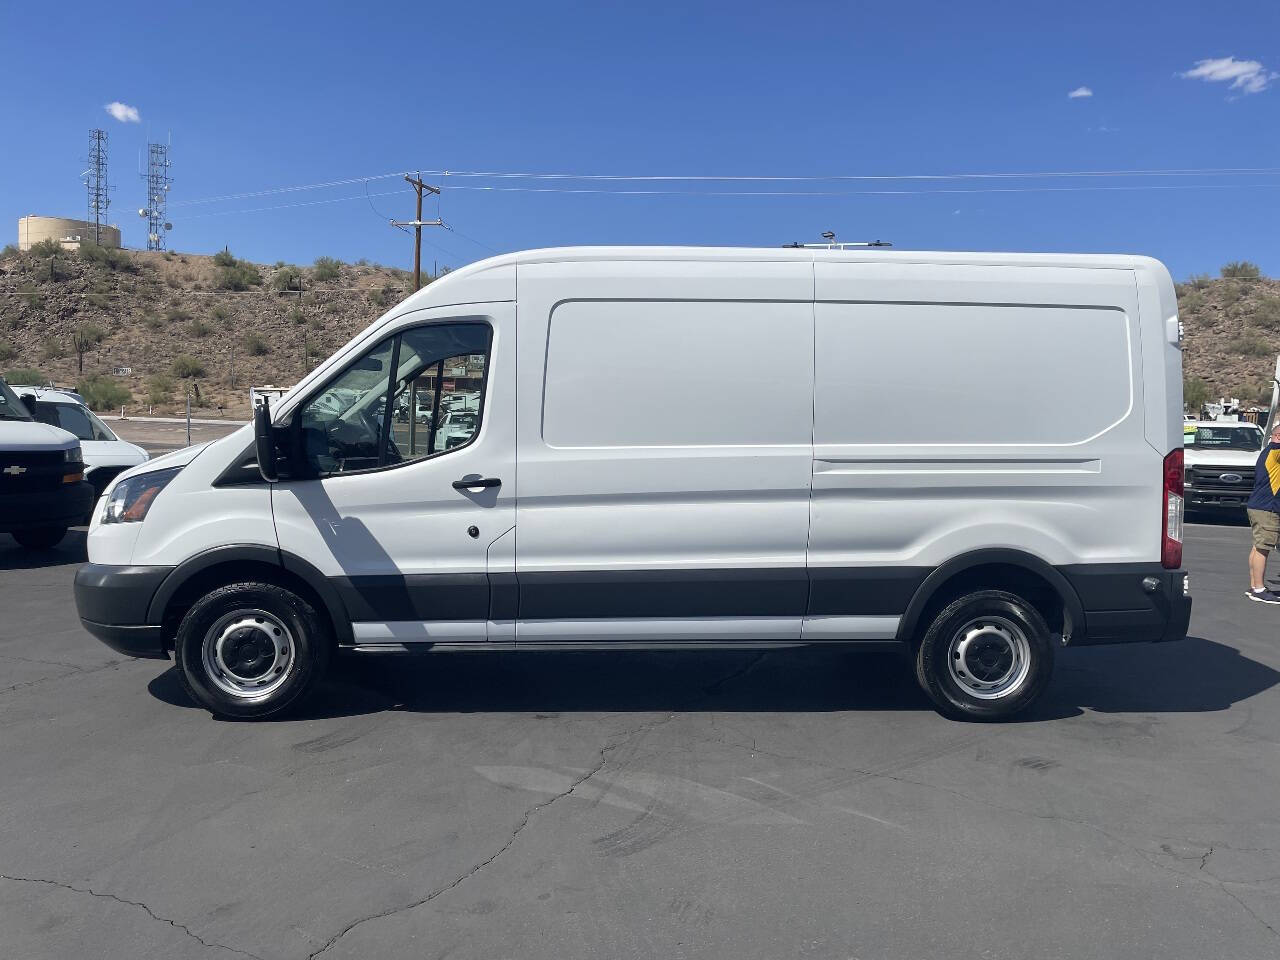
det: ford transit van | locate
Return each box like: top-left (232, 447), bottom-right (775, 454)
top-left (73, 247), bottom-right (1191, 720)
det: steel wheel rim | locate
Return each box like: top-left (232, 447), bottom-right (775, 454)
top-left (946, 615), bottom-right (1031, 700)
top-left (201, 609), bottom-right (296, 701)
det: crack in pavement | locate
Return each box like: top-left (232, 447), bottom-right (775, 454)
top-left (305, 714), bottom-right (670, 960)
top-left (306, 655), bottom-right (760, 959)
top-left (0, 872), bottom-right (264, 959)
top-left (679, 726), bottom-right (1280, 942)
top-left (0, 659), bottom-right (125, 697)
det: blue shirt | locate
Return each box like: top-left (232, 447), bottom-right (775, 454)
top-left (1247, 441), bottom-right (1280, 512)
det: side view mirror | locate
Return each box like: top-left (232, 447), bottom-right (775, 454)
top-left (20, 395), bottom-right (37, 416)
top-left (254, 399), bottom-right (279, 483)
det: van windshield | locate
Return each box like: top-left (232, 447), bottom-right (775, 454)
top-left (1192, 426), bottom-right (1263, 451)
top-left (32, 401), bottom-right (117, 441)
top-left (0, 380), bottom-right (33, 422)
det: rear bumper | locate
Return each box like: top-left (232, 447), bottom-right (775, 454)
top-left (74, 563), bottom-right (174, 659)
top-left (0, 482), bottom-right (94, 533)
top-left (1062, 565), bottom-right (1192, 645)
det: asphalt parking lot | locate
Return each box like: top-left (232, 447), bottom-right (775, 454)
top-left (1, 516), bottom-right (1279, 959)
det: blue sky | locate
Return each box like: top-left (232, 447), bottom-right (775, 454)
top-left (3, 1), bottom-right (1278, 279)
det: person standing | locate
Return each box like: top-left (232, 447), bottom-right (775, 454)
top-left (1246, 420), bottom-right (1280, 602)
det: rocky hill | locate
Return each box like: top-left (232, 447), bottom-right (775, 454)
top-left (1177, 267), bottom-right (1280, 408)
top-left (0, 243), bottom-right (420, 417)
top-left (1, 244), bottom-right (1275, 418)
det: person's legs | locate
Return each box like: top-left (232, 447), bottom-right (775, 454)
top-left (1246, 509), bottom-right (1280, 600)
top-left (1251, 546), bottom-right (1269, 590)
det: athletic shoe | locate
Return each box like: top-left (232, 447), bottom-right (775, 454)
top-left (1246, 589), bottom-right (1280, 604)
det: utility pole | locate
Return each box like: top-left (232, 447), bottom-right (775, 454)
top-left (393, 173), bottom-right (442, 291)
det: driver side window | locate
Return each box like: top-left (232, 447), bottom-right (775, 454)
top-left (298, 322), bottom-right (490, 476)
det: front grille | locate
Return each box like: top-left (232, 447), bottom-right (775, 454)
top-left (0, 450), bottom-right (66, 494)
top-left (1188, 464), bottom-right (1253, 494)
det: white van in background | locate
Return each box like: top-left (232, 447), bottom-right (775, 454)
top-left (74, 246), bottom-right (1190, 721)
top-left (16, 387), bottom-right (149, 499)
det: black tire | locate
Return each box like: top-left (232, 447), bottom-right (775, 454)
top-left (174, 581), bottom-right (332, 719)
top-left (13, 526), bottom-right (67, 550)
top-left (914, 589), bottom-right (1054, 722)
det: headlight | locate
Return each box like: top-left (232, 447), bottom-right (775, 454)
top-left (63, 444), bottom-right (84, 483)
top-left (102, 467), bottom-right (182, 524)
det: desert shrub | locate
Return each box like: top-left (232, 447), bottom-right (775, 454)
top-left (172, 355), bottom-right (206, 378)
top-left (211, 304), bottom-right (231, 326)
top-left (143, 314), bottom-right (163, 330)
top-left (1253, 295), bottom-right (1280, 330)
top-left (272, 265), bottom-right (303, 292)
top-left (189, 318), bottom-right (213, 338)
top-left (212, 249), bottom-right (236, 268)
top-left (79, 242), bottom-right (132, 271)
top-left (1220, 282), bottom-right (1245, 307)
top-left (17, 283), bottom-right (43, 309)
top-left (1227, 333), bottom-right (1272, 357)
top-left (77, 374), bottom-right (131, 411)
top-left (147, 373), bottom-right (175, 405)
top-left (165, 306), bottom-right (191, 324)
top-left (28, 238), bottom-right (63, 257)
top-left (244, 333), bottom-right (269, 356)
top-left (288, 306), bottom-right (306, 325)
top-left (0, 342), bottom-right (12, 363)
top-left (215, 260), bottom-right (261, 291)
top-left (1222, 261), bottom-right (1262, 279)
top-left (1187, 273), bottom-right (1212, 290)
top-left (41, 337), bottom-right (64, 360)
top-left (313, 257), bottom-right (341, 281)
top-left (1184, 376), bottom-right (1211, 412)
top-left (1, 244), bottom-right (21, 260)
top-left (87, 291), bottom-right (111, 310)
top-left (1178, 289), bottom-right (1205, 314)
top-left (166, 275), bottom-right (183, 289)
top-left (4, 367), bottom-right (45, 385)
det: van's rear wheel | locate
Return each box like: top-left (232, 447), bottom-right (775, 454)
top-left (915, 589), bottom-right (1054, 721)
top-left (175, 582), bottom-right (331, 719)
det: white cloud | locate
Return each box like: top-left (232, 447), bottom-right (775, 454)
top-left (1067, 86), bottom-right (1093, 99)
top-left (1181, 56), bottom-right (1277, 95)
top-left (104, 101), bottom-right (141, 123)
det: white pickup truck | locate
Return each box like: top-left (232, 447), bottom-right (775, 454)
top-left (1183, 421), bottom-right (1265, 514)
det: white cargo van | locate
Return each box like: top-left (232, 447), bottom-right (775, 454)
top-left (74, 247), bottom-right (1190, 721)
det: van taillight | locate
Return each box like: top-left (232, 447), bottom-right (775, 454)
top-left (1162, 448), bottom-right (1184, 569)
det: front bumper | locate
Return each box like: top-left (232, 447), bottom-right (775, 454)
top-left (0, 482), bottom-right (94, 533)
top-left (74, 563), bottom-right (174, 658)
top-left (1185, 485), bottom-right (1249, 511)
top-left (1062, 565), bottom-right (1192, 645)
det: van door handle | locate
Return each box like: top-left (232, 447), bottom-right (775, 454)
top-left (452, 476), bottom-right (501, 489)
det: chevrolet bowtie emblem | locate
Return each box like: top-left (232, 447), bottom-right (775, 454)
top-left (2, 465), bottom-right (26, 476)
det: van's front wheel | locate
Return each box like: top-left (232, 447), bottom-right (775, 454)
top-left (175, 582), bottom-right (332, 719)
top-left (915, 589), bottom-right (1054, 721)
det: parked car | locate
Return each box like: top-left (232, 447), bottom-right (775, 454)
top-left (0, 377), bottom-right (93, 549)
top-left (74, 246), bottom-right (1190, 722)
top-left (16, 388), bottom-right (149, 499)
top-left (1183, 421), bottom-right (1264, 513)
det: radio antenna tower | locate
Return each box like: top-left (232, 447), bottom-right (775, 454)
top-left (86, 129), bottom-right (111, 245)
top-left (139, 141), bottom-right (173, 251)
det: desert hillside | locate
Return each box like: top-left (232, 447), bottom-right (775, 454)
top-left (1, 245), bottom-right (1276, 418)
top-left (0, 242), bottom-right (421, 417)
top-left (1176, 264), bottom-right (1280, 409)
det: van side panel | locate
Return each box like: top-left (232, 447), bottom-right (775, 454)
top-left (513, 258), bottom-right (815, 639)
top-left (807, 262), bottom-right (1156, 635)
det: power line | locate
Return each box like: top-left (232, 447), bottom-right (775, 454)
top-left (176, 181), bottom-right (1280, 222)
top-left (169, 165), bottom-right (1280, 208)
